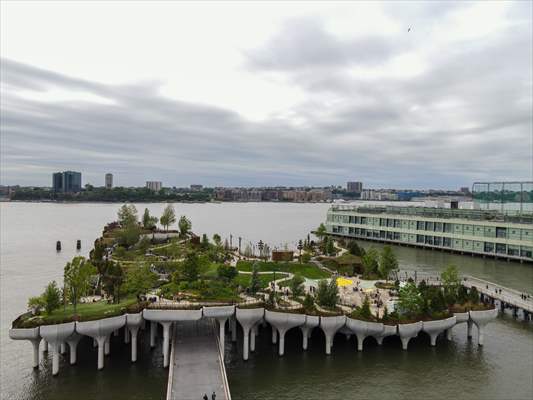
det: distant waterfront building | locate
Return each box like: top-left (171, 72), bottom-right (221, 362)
top-left (347, 181), bottom-right (363, 194)
top-left (190, 184), bottom-right (203, 191)
top-left (361, 189), bottom-right (398, 201)
top-left (325, 204), bottom-right (533, 262)
top-left (146, 181), bottom-right (162, 191)
top-left (105, 173), bottom-right (113, 189)
top-left (52, 171), bottom-right (82, 193)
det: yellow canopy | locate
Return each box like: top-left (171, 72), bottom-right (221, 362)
top-left (336, 277), bottom-right (353, 287)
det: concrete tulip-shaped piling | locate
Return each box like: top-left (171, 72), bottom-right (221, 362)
top-left (422, 316), bottom-right (457, 346)
top-left (150, 321), bottom-right (157, 348)
top-left (76, 315), bottom-right (126, 370)
top-left (235, 307), bottom-right (264, 361)
top-left (126, 313), bottom-right (143, 362)
top-left (265, 310), bottom-right (306, 356)
top-left (143, 309), bottom-right (202, 367)
top-left (319, 316), bottom-right (346, 355)
top-left (469, 308), bottom-right (498, 346)
top-left (300, 315), bottom-right (319, 350)
top-left (39, 322), bottom-right (76, 375)
top-left (66, 332), bottom-right (83, 365)
top-left (452, 312), bottom-right (469, 340)
top-left (375, 324), bottom-right (397, 345)
top-left (345, 318), bottom-right (384, 351)
top-left (203, 305), bottom-right (235, 358)
top-left (397, 321), bottom-right (423, 350)
top-left (9, 327), bottom-right (41, 369)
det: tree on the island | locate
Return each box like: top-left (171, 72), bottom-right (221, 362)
top-left (117, 223), bottom-right (141, 247)
top-left (249, 263), bottom-right (260, 294)
top-left (361, 247), bottom-right (380, 278)
top-left (441, 264), bottom-right (461, 305)
top-left (160, 204), bottom-right (176, 231)
top-left (348, 241), bottom-right (365, 257)
top-left (102, 262), bottom-right (125, 303)
top-left (142, 208), bottom-right (158, 230)
top-left (124, 264), bottom-right (158, 296)
top-left (325, 237), bottom-right (337, 256)
top-left (316, 278), bottom-right (339, 309)
top-left (43, 281), bottom-right (61, 315)
top-left (181, 253), bottom-right (200, 282)
top-left (201, 234), bottom-right (210, 250)
top-left (290, 274), bottom-right (305, 297)
top-left (27, 295), bottom-right (45, 315)
top-left (117, 204), bottom-right (138, 227)
top-left (315, 223), bottom-right (327, 243)
top-left (212, 233), bottom-right (222, 247)
top-left (355, 295), bottom-right (373, 320)
top-left (468, 287), bottom-right (480, 304)
top-left (90, 238), bottom-right (106, 265)
top-left (64, 257), bottom-right (96, 314)
top-left (398, 282), bottom-right (423, 317)
top-left (178, 215), bottom-right (192, 238)
top-left (217, 264), bottom-right (238, 282)
top-left (303, 293), bottom-right (315, 310)
top-left (378, 246), bottom-right (399, 280)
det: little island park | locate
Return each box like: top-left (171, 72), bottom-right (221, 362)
top-left (10, 203), bottom-right (500, 378)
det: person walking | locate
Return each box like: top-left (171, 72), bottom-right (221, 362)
top-left (211, 391), bottom-right (216, 400)
top-left (203, 394), bottom-right (208, 400)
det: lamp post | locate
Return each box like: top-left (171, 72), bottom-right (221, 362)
top-left (258, 240), bottom-right (264, 260)
top-left (297, 240), bottom-right (303, 263)
top-left (238, 237), bottom-right (242, 254)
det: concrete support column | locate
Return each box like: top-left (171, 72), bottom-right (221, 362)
top-left (278, 329), bottom-right (288, 356)
top-left (467, 320), bottom-right (473, 339)
top-left (300, 327), bottom-right (309, 350)
top-left (50, 342), bottom-right (60, 376)
top-left (31, 338), bottom-right (41, 369)
top-left (60, 342), bottom-right (67, 354)
top-left (376, 337), bottom-right (384, 345)
top-left (42, 340), bottom-right (48, 353)
top-left (96, 336), bottom-right (106, 370)
top-left (325, 334), bottom-right (333, 355)
top-left (150, 321), bottom-right (157, 348)
top-left (272, 327), bottom-right (278, 344)
top-left (130, 327), bottom-right (139, 362)
top-left (104, 335), bottom-right (111, 356)
top-left (93, 338), bottom-right (97, 348)
top-left (231, 317), bottom-right (237, 342)
top-left (250, 327), bottom-right (256, 352)
top-left (218, 318), bottom-right (228, 356)
top-left (66, 333), bottom-right (82, 365)
top-left (400, 337), bottom-right (411, 350)
top-left (243, 331), bottom-right (250, 361)
top-left (124, 326), bottom-right (130, 344)
top-left (355, 335), bottom-right (365, 351)
top-left (161, 322), bottom-right (172, 368)
top-left (477, 326), bottom-right (485, 346)
top-left (446, 328), bottom-right (452, 341)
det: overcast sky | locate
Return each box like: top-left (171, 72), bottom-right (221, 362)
top-left (1, 1), bottom-right (532, 189)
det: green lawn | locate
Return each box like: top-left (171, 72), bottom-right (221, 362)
top-left (234, 272), bottom-right (289, 289)
top-left (236, 261), bottom-right (330, 279)
top-left (15, 297), bottom-right (141, 328)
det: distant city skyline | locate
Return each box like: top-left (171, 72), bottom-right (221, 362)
top-left (1, 2), bottom-right (531, 189)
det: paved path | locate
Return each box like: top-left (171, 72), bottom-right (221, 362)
top-left (167, 319), bottom-right (230, 400)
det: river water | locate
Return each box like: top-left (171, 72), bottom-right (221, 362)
top-left (1, 202), bottom-right (532, 400)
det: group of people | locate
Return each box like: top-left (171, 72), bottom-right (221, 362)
top-left (202, 392), bottom-right (216, 400)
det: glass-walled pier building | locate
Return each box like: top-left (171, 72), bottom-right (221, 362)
top-left (325, 205), bottom-right (533, 263)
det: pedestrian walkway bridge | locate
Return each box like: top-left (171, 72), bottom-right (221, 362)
top-left (167, 319), bottom-right (231, 400)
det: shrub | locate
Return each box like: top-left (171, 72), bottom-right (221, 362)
top-left (217, 264), bottom-right (238, 282)
top-left (316, 279), bottom-right (338, 309)
top-left (290, 275), bottom-right (305, 297)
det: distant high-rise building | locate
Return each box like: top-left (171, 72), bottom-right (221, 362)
top-left (105, 173), bottom-right (113, 189)
top-left (52, 171), bottom-right (82, 192)
top-left (190, 184), bottom-right (203, 191)
top-left (146, 181), bottom-right (162, 191)
top-left (347, 181), bottom-right (363, 194)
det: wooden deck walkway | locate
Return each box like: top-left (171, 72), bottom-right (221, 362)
top-left (166, 319), bottom-right (231, 400)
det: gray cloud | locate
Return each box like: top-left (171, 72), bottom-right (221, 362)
top-left (1, 2), bottom-right (532, 189)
